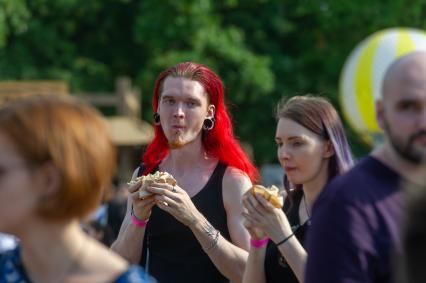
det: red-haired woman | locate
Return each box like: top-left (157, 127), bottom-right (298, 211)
top-left (112, 62), bottom-right (259, 283)
top-left (0, 96), bottom-right (152, 283)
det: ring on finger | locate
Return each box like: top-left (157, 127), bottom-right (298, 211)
top-left (172, 186), bottom-right (176, 193)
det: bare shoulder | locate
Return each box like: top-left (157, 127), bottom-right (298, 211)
top-left (222, 166), bottom-right (252, 202)
top-left (222, 166), bottom-right (252, 249)
top-left (84, 240), bottom-right (128, 280)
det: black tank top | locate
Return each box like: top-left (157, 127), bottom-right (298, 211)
top-left (139, 163), bottom-right (231, 283)
top-left (264, 189), bottom-right (309, 283)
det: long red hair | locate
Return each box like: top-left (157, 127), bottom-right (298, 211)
top-left (142, 62), bottom-right (259, 182)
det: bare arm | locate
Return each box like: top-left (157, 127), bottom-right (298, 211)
top-left (110, 197), bottom-right (145, 263)
top-left (276, 235), bottom-right (307, 282)
top-left (110, 169), bottom-right (155, 264)
top-left (242, 190), bottom-right (268, 283)
top-left (242, 246), bottom-right (267, 283)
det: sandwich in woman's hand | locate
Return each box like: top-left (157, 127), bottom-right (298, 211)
top-left (251, 184), bottom-right (284, 208)
top-left (127, 171), bottom-right (177, 198)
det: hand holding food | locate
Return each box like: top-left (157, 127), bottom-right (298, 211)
top-left (128, 171), bottom-right (177, 198)
top-left (251, 184), bottom-right (284, 208)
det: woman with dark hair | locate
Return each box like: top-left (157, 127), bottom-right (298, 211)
top-left (242, 95), bottom-right (353, 283)
top-left (112, 62), bottom-right (259, 283)
top-left (0, 95), bottom-right (151, 283)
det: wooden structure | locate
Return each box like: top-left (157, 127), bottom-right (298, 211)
top-left (76, 77), bottom-right (154, 182)
top-left (0, 78), bottom-right (153, 183)
top-left (0, 81), bottom-right (68, 104)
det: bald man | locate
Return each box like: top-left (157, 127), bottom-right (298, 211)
top-left (305, 51), bottom-right (426, 283)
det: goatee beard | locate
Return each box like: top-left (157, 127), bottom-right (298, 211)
top-left (169, 139), bottom-right (186, 149)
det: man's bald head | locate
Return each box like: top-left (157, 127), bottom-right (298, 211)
top-left (377, 50), bottom-right (426, 165)
top-left (382, 51), bottom-right (426, 99)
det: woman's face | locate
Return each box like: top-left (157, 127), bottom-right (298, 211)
top-left (0, 132), bottom-right (40, 234)
top-left (158, 76), bottom-right (214, 149)
top-left (275, 118), bottom-right (331, 186)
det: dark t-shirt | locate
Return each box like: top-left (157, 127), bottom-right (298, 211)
top-left (305, 156), bottom-right (405, 283)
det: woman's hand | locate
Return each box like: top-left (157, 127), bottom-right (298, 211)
top-left (243, 217), bottom-right (267, 240)
top-left (242, 190), bottom-right (267, 239)
top-left (128, 181), bottom-right (156, 220)
top-left (242, 192), bottom-right (293, 243)
top-left (146, 182), bottom-right (202, 227)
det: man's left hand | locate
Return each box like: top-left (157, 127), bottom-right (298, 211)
top-left (146, 182), bottom-right (202, 227)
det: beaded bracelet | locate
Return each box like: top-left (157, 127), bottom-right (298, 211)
top-left (275, 233), bottom-right (294, 247)
top-left (250, 237), bottom-right (269, 249)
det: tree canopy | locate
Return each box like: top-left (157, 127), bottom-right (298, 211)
top-left (1, 0), bottom-right (425, 164)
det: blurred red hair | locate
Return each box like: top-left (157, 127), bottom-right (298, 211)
top-left (0, 95), bottom-right (116, 221)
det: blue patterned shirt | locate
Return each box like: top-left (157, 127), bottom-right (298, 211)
top-left (0, 247), bottom-right (154, 283)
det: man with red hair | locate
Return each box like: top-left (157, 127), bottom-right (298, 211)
top-left (112, 62), bottom-right (259, 283)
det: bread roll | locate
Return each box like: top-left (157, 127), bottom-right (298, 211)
top-left (252, 184), bottom-right (283, 208)
top-left (127, 171), bottom-right (177, 198)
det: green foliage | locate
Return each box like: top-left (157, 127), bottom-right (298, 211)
top-left (1, 0), bottom-right (425, 164)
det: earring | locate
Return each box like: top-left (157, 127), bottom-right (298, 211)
top-left (203, 117), bottom-right (215, 131)
top-left (153, 112), bottom-right (161, 125)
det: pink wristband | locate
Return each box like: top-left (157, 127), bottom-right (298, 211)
top-left (130, 212), bottom-right (149, 228)
top-left (250, 237), bottom-right (269, 248)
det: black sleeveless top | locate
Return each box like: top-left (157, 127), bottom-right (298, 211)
top-left (264, 189), bottom-right (309, 283)
top-left (139, 163), bottom-right (231, 283)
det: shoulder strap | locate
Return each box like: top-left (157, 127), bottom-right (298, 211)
top-left (137, 164), bottom-right (145, 177)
